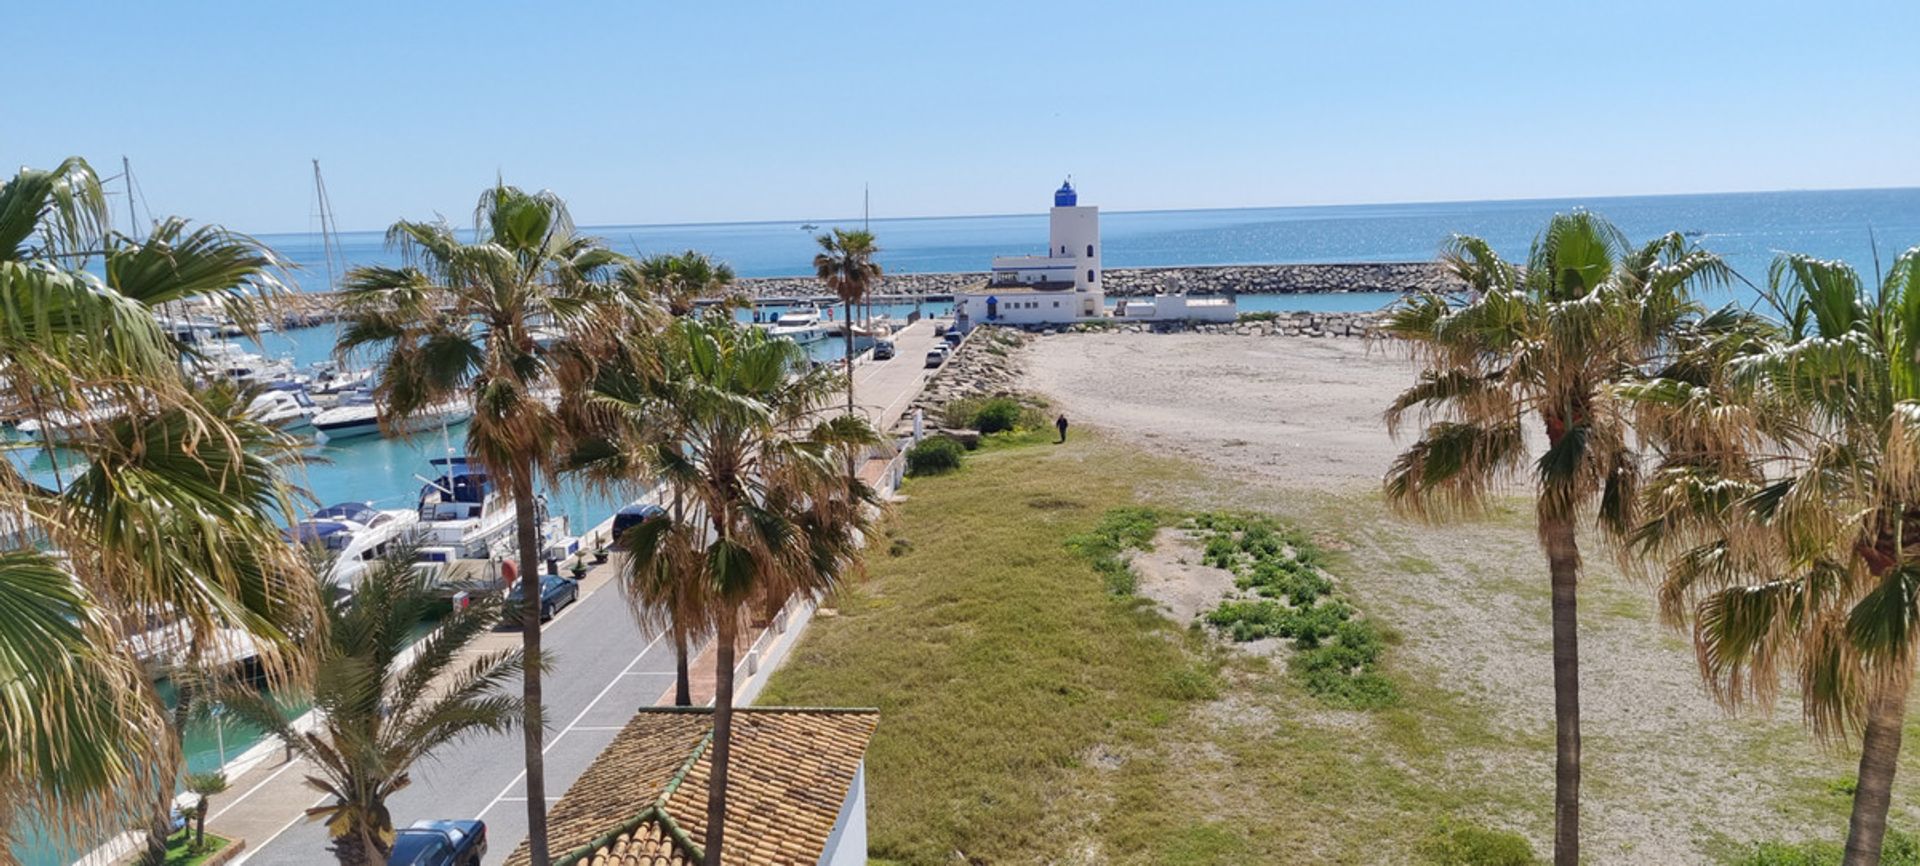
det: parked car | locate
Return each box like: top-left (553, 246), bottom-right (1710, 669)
top-left (502, 575), bottom-right (580, 622)
top-left (609, 501), bottom-right (667, 550)
top-left (872, 339), bottom-right (896, 360)
top-left (924, 346), bottom-right (949, 368)
top-left (390, 819), bottom-right (486, 866)
top-left (933, 323), bottom-right (948, 337)
top-left (942, 330), bottom-right (963, 348)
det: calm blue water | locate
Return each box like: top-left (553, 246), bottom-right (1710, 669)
top-left (263, 188), bottom-right (1920, 310)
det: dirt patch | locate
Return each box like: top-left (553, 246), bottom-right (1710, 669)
top-left (1131, 527), bottom-right (1236, 626)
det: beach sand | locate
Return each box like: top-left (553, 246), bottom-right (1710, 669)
top-left (1023, 332), bottom-right (1893, 863)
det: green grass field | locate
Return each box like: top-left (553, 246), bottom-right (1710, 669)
top-left (759, 433), bottom-right (1534, 864)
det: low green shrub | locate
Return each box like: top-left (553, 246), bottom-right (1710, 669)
top-left (906, 437), bottom-right (965, 476)
top-left (972, 397), bottom-right (1024, 434)
top-left (1728, 830), bottom-right (1920, 865)
top-left (1192, 511), bottom-right (1398, 708)
top-left (1420, 819), bottom-right (1536, 865)
top-left (1237, 310), bottom-right (1282, 323)
top-left (1066, 507), bottom-right (1164, 595)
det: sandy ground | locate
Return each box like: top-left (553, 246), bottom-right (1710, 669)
top-left (1031, 334), bottom-right (1410, 491)
top-left (1024, 332), bottom-right (1898, 864)
top-left (1131, 527), bottom-right (1236, 625)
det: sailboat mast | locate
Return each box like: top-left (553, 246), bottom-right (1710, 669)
top-left (312, 159), bottom-right (344, 292)
top-left (121, 156), bottom-right (140, 240)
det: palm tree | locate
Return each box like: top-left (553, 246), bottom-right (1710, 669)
top-left (0, 159), bottom-right (313, 860)
top-left (813, 229), bottom-right (882, 415)
top-left (1626, 249), bottom-right (1920, 864)
top-left (1381, 212), bottom-right (1729, 865)
top-left (619, 250), bottom-right (736, 317)
top-left (221, 550), bottom-right (528, 866)
top-left (181, 772), bottom-right (228, 850)
top-left (582, 317), bottom-right (874, 865)
top-left (337, 183), bottom-right (625, 864)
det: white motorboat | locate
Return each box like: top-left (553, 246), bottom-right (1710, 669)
top-left (246, 383), bottom-right (319, 429)
top-left (311, 392), bottom-right (471, 443)
top-left (766, 307), bottom-right (831, 344)
top-left (412, 457), bottom-right (518, 560)
top-left (308, 361), bottom-right (374, 399)
top-left (284, 500), bottom-right (421, 589)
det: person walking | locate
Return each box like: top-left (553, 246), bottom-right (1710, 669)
top-left (1055, 414), bottom-right (1069, 444)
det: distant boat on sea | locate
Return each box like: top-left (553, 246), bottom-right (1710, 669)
top-left (800, 223), bottom-right (819, 231)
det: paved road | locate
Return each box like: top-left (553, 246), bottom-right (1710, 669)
top-left (240, 573), bottom-right (682, 865)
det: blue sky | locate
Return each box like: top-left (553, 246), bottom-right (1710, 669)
top-left (8, 1), bottom-right (1918, 233)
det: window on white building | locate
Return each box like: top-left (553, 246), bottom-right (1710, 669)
top-left (1087, 269), bottom-right (1095, 283)
top-left (1086, 244), bottom-right (1093, 257)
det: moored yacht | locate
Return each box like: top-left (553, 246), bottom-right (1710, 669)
top-left (767, 307), bottom-right (831, 344)
top-left (413, 456), bottom-right (517, 560)
top-left (246, 382), bottom-right (319, 429)
top-left (312, 392), bottom-right (472, 443)
top-left (285, 500), bottom-right (421, 589)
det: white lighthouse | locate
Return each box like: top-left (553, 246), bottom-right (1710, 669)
top-left (955, 180), bottom-right (1107, 329)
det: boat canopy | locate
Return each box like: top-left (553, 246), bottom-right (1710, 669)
top-left (420, 457), bottom-right (492, 506)
top-left (284, 520), bottom-right (351, 544)
top-left (313, 501), bottom-right (378, 523)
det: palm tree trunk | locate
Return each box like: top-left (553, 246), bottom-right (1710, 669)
top-left (1843, 671), bottom-right (1914, 864)
top-left (511, 460), bottom-right (552, 866)
top-left (675, 635), bottom-right (692, 707)
top-left (844, 305), bottom-right (856, 416)
top-left (194, 795), bottom-right (207, 848)
top-left (673, 489), bottom-right (692, 707)
top-left (703, 614), bottom-right (737, 866)
top-left (1541, 514), bottom-right (1582, 866)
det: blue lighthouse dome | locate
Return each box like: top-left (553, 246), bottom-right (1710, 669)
top-left (1054, 180), bottom-right (1077, 207)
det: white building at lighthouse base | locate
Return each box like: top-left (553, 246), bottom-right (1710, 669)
top-left (952, 180), bottom-right (1235, 331)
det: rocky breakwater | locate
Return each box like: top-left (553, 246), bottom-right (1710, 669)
top-left (902, 326), bottom-right (1032, 433)
top-left (732, 262), bottom-right (1458, 301)
top-left (1062, 310), bottom-right (1385, 339)
top-left (1099, 262), bottom-right (1458, 297)
top-left (739, 272), bottom-right (984, 300)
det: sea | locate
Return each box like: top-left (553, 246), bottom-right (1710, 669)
top-left (16, 186), bottom-right (1920, 864)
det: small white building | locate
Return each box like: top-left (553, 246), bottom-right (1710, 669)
top-left (954, 181), bottom-right (1234, 330)
top-left (955, 181), bottom-right (1106, 330)
top-left (1113, 294), bottom-right (1237, 324)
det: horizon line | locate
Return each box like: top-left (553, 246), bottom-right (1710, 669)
top-left (247, 182), bottom-right (1920, 238)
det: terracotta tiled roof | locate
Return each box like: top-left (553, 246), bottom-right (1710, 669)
top-left (505, 707), bottom-right (879, 866)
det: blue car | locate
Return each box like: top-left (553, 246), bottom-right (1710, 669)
top-left (503, 575), bottom-right (580, 622)
top-left (610, 501), bottom-right (666, 550)
top-left (389, 819), bottom-right (486, 866)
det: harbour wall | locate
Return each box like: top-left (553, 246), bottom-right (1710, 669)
top-left (734, 261), bottom-right (1457, 300)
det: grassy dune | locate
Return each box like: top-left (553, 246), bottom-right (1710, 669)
top-left (758, 433), bottom-right (1532, 864)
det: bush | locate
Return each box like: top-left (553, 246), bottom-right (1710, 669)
top-left (1421, 819), bottom-right (1536, 865)
top-left (972, 397), bottom-right (1024, 434)
top-left (1066, 507), bottom-right (1164, 595)
top-left (1728, 830), bottom-right (1920, 866)
top-left (1237, 310), bottom-right (1282, 323)
top-left (906, 437), bottom-right (965, 476)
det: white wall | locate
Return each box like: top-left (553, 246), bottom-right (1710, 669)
top-left (819, 762), bottom-right (869, 866)
top-left (955, 293), bottom-right (1087, 327)
top-left (1113, 295), bottom-right (1237, 323)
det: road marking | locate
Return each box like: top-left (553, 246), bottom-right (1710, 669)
top-left (477, 632), bottom-right (666, 820)
top-left (231, 793), bottom-right (328, 865)
top-left (208, 757), bottom-right (301, 822)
